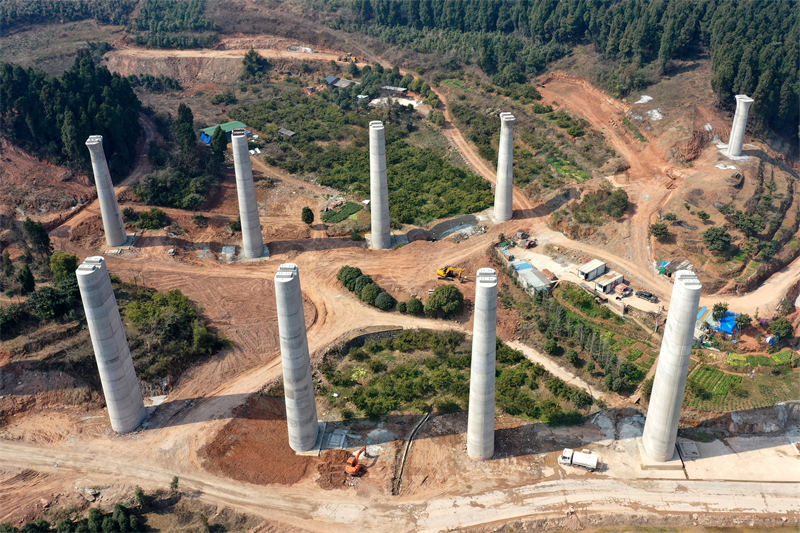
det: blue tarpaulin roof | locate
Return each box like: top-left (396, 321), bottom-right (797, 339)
top-left (510, 260), bottom-right (532, 271)
top-left (715, 311), bottom-right (739, 335)
top-left (697, 306), bottom-right (707, 320)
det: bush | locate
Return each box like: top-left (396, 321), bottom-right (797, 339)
top-left (703, 226), bottom-right (732, 252)
top-left (360, 283), bottom-right (381, 305)
top-left (406, 297), bottom-right (423, 315)
top-left (138, 207), bottom-right (168, 229)
top-left (49, 252), bottom-right (78, 282)
top-left (353, 274), bottom-right (374, 294)
top-left (544, 338), bottom-right (561, 355)
top-left (301, 206), bottom-right (314, 225)
top-left (435, 400), bottom-right (460, 413)
top-left (396, 301), bottom-right (407, 313)
top-left (424, 285), bottom-right (464, 318)
top-left (374, 291), bottom-right (396, 311)
top-left (649, 223), bottom-right (671, 241)
top-left (229, 217), bottom-right (242, 232)
top-left (122, 207), bottom-right (138, 222)
top-left (565, 349), bottom-right (581, 367)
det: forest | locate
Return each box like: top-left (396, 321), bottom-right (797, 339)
top-left (0, 50), bottom-right (141, 177)
top-left (0, 0), bottom-right (135, 30)
top-left (346, 0), bottom-right (798, 139)
top-left (129, 0), bottom-right (218, 48)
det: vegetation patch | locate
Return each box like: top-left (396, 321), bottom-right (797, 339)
top-left (320, 329), bottom-right (591, 425)
top-left (232, 83), bottom-right (492, 224)
top-left (322, 201), bottom-right (363, 223)
top-left (622, 118), bottom-right (647, 142)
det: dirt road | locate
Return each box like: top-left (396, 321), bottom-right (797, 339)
top-left (0, 440), bottom-right (795, 532)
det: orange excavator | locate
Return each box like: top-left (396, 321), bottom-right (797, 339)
top-left (345, 447), bottom-right (367, 476)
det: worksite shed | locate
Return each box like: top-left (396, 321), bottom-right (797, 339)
top-left (578, 259), bottom-right (606, 281)
top-left (200, 121), bottom-right (247, 144)
top-left (595, 270), bottom-right (624, 294)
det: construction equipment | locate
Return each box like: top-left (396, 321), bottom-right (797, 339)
top-left (345, 447), bottom-right (367, 476)
top-left (436, 266), bottom-right (464, 281)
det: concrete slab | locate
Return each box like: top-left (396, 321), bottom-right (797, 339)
top-left (677, 439), bottom-right (700, 459)
top-left (682, 435), bottom-right (800, 482)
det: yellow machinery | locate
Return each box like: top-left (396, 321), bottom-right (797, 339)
top-left (437, 266), bottom-right (464, 281)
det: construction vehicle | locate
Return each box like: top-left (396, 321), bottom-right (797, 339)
top-left (345, 447), bottom-right (367, 476)
top-left (436, 266), bottom-right (464, 281)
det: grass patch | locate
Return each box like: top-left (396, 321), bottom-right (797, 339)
top-left (440, 78), bottom-right (469, 91)
top-left (322, 201), bottom-right (363, 223)
top-left (546, 156), bottom-right (591, 182)
top-left (726, 350), bottom-right (795, 367)
top-left (622, 118), bottom-right (647, 142)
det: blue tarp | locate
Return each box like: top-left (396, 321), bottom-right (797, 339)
top-left (715, 311), bottom-right (739, 335)
top-left (696, 306), bottom-right (707, 320)
top-left (500, 247), bottom-right (513, 256)
top-left (657, 260), bottom-right (670, 269)
top-left (510, 261), bottom-right (532, 271)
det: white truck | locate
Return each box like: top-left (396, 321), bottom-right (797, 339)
top-left (559, 448), bottom-right (599, 471)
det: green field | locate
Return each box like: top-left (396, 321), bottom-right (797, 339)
top-left (686, 363), bottom-right (798, 411)
top-left (322, 201), bottom-right (363, 223)
top-left (725, 350), bottom-right (795, 367)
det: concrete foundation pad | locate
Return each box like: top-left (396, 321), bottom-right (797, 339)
top-left (364, 233), bottom-right (407, 249)
top-left (236, 245), bottom-right (271, 261)
top-left (296, 421), bottom-right (327, 456)
top-left (104, 233), bottom-right (138, 253)
top-left (636, 438), bottom-right (684, 470)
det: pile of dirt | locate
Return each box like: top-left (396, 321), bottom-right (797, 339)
top-left (199, 394), bottom-right (316, 486)
top-left (315, 449), bottom-right (353, 490)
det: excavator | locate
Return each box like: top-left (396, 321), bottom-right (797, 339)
top-left (436, 266), bottom-right (464, 281)
top-left (345, 447), bottom-right (367, 476)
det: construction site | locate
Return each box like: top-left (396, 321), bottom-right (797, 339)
top-left (0, 2), bottom-right (799, 532)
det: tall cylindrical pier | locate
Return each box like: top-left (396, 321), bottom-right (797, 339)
top-left (467, 267), bottom-right (498, 460)
top-left (85, 135), bottom-right (127, 247)
top-left (369, 120), bottom-right (391, 250)
top-left (726, 95), bottom-right (754, 157)
top-left (76, 256), bottom-right (145, 433)
top-left (493, 113), bottom-right (515, 222)
top-left (231, 129), bottom-right (264, 258)
top-left (274, 263), bottom-right (318, 452)
top-left (641, 270), bottom-right (702, 461)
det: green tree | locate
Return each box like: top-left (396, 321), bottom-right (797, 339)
top-left (406, 297), bottom-right (423, 315)
top-left (301, 206), bottom-right (314, 225)
top-left (176, 103), bottom-right (196, 150)
top-left (17, 264), bottom-right (34, 294)
top-left (649, 223), bottom-right (670, 241)
top-left (424, 285), bottom-right (464, 318)
top-left (49, 252), bottom-right (78, 282)
top-left (360, 283), bottom-right (381, 305)
top-left (348, 61), bottom-right (360, 77)
top-left (703, 226), bottom-right (732, 252)
top-left (770, 317), bottom-right (793, 340)
top-left (697, 210), bottom-right (710, 222)
top-left (22, 218), bottom-right (52, 257)
top-left (663, 212), bottom-right (677, 221)
top-left (60, 109), bottom-right (80, 162)
top-left (2, 251), bottom-right (13, 277)
top-left (170, 476), bottom-right (179, 492)
top-left (735, 313), bottom-right (752, 331)
top-left (374, 291), bottom-right (396, 311)
top-left (712, 302), bottom-right (728, 321)
top-left (241, 48), bottom-right (270, 80)
top-left (641, 377), bottom-right (654, 401)
top-left (210, 125), bottom-right (227, 165)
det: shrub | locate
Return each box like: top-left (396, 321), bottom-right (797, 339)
top-left (301, 206), bottom-right (314, 225)
top-left (435, 400), bottom-right (460, 413)
top-left (703, 226), bottom-right (732, 252)
top-left (138, 207), bottom-right (168, 229)
top-left (770, 317), bottom-right (793, 340)
top-left (649, 223), bottom-right (670, 240)
top-left (360, 283), bottom-right (381, 305)
top-left (397, 301), bottom-right (407, 313)
top-left (424, 285), bottom-right (464, 318)
top-left (229, 217), bottom-right (241, 232)
top-left (544, 338), bottom-right (561, 355)
top-left (122, 206), bottom-right (138, 222)
top-left (353, 274), bottom-right (374, 294)
top-left (374, 291), bottom-right (396, 311)
top-left (565, 349), bottom-right (581, 367)
top-left (49, 252), bottom-right (78, 282)
top-left (406, 297), bottom-right (423, 315)
top-left (350, 230), bottom-right (364, 241)
top-left (192, 214), bottom-right (208, 227)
